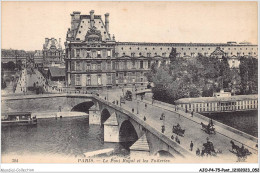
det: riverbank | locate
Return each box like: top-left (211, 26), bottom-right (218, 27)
top-left (32, 111), bottom-right (88, 119)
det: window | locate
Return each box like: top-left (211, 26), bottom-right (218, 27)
top-left (76, 61), bottom-right (81, 71)
top-left (132, 60), bottom-right (135, 68)
top-left (92, 63), bottom-right (96, 70)
top-left (79, 31), bottom-right (81, 34)
top-left (76, 49), bottom-right (80, 57)
top-left (97, 75), bottom-right (102, 85)
top-left (107, 74), bottom-right (112, 84)
top-left (124, 60), bottom-right (127, 69)
top-left (97, 63), bottom-right (101, 70)
top-left (107, 61), bottom-right (111, 70)
top-left (147, 53), bottom-right (151, 57)
top-left (104, 32), bottom-right (106, 34)
top-left (87, 75), bottom-right (91, 86)
top-left (131, 52), bottom-right (135, 57)
top-left (140, 60), bottom-right (143, 69)
top-left (86, 63), bottom-right (91, 71)
top-left (97, 50), bottom-right (101, 58)
top-left (148, 60), bottom-right (151, 68)
top-left (75, 75), bottom-right (81, 86)
top-left (184, 52), bottom-right (186, 56)
top-left (115, 61), bottom-right (119, 69)
top-left (107, 50), bottom-right (111, 57)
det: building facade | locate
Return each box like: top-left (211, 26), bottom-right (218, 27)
top-left (65, 10), bottom-right (258, 89)
top-left (175, 94), bottom-right (258, 113)
top-left (43, 38), bottom-right (63, 68)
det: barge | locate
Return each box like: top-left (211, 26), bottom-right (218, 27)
top-left (1, 112), bottom-right (37, 126)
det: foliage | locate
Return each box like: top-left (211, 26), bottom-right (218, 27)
top-left (239, 56), bottom-right (258, 94)
top-left (146, 54), bottom-right (254, 103)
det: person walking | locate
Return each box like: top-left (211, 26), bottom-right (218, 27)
top-left (145, 103), bottom-right (147, 109)
top-left (143, 116), bottom-right (146, 121)
top-left (190, 141), bottom-right (194, 151)
top-left (196, 148), bottom-right (200, 156)
top-left (161, 125), bottom-right (165, 133)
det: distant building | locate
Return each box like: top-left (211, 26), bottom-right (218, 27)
top-left (33, 50), bottom-right (43, 68)
top-left (175, 94), bottom-right (258, 113)
top-left (1, 49), bottom-right (28, 66)
top-left (42, 38), bottom-right (63, 68)
top-left (64, 10), bottom-right (258, 89)
top-left (213, 89), bottom-right (231, 97)
top-left (47, 67), bottom-right (65, 82)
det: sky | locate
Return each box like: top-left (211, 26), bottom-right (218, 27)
top-left (1, 1), bottom-right (258, 51)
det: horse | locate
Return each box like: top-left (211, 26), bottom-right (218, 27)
top-left (172, 125), bottom-right (185, 137)
top-left (201, 122), bottom-right (215, 134)
top-left (230, 140), bottom-right (240, 153)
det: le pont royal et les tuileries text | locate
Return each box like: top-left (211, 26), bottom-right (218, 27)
top-left (78, 158), bottom-right (171, 163)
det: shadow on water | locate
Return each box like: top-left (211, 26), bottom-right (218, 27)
top-left (202, 110), bottom-right (258, 137)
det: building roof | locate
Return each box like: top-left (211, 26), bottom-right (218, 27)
top-left (43, 38), bottom-right (62, 50)
top-left (48, 67), bottom-right (65, 77)
top-left (175, 94), bottom-right (258, 104)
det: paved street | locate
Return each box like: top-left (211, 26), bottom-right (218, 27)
top-left (99, 89), bottom-right (258, 162)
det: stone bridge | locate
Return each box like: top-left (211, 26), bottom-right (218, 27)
top-left (1, 94), bottom-right (192, 159)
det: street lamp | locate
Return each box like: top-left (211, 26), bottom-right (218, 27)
top-left (137, 100), bottom-right (139, 114)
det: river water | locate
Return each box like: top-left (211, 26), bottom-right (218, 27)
top-left (1, 110), bottom-right (258, 158)
top-left (1, 116), bottom-right (129, 158)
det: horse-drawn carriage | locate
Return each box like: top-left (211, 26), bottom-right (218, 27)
top-left (201, 122), bottom-right (216, 134)
top-left (172, 124), bottom-right (185, 137)
top-left (230, 140), bottom-right (252, 161)
top-left (201, 141), bottom-right (217, 156)
top-left (124, 90), bottom-right (132, 101)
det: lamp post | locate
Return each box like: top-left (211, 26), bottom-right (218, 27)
top-left (107, 87), bottom-right (109, 101)
top-left (137, 100), bottom-right (139, 114)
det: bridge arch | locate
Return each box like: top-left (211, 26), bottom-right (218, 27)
top-left (155, 150), bottom-right (174, 158)
top-left (119, 120), bottom-right (139, 148)
top-left (71, 101), bottom-right (94, 113)
top-left (101, 108), bottom-right (111, 124)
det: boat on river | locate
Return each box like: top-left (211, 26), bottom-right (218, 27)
top-left (1, 112), bottom-right (37, 126)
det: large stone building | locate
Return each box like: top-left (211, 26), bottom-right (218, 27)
top-left (43, 38), bottom-right (63, 68)
top-left (64, 10), bottom-right (258, 89)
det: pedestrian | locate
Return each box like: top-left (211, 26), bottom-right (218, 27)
top-left (196, 148), bottom-right (200, 156)
top-left (209, 118), bottom-right (213, 127)
top-left (171, 135), bottom-right (174, 140)
top-left (145, 103), bottom-right (147, 109)
top-left (143, 116), bottom-right (146, 121)
top-left (190, 141), bottom-right (194, 151)
top-left (185, 108), bottom-right (188, 113)
top-left (161, 125), bottom-right (165, 133)
top-left (191, 111), bottom-right (194, 117)
top-left (132, 108), bottom-right (134, 113)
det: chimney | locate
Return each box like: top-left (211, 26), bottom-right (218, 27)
top-left (105, 13), bottom-right (109, 33)
top-left (90, 10), bottom-right (94, 27)
top-left (45, 38), bottom-right (48, 46)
